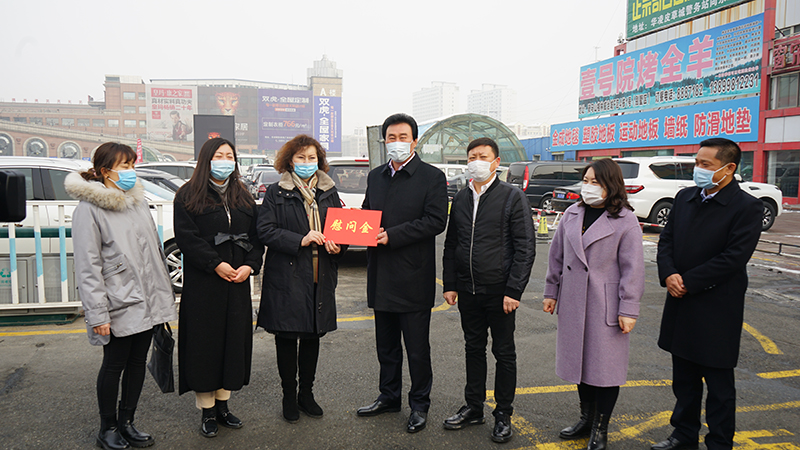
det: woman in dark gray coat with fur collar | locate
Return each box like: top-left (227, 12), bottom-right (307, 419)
top-left (257, 134), bottom-right (345, 423)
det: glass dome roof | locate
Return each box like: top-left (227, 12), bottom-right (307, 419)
top-left (416, 114), bottom-right (526, 165)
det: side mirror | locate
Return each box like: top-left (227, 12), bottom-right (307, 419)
top-left (0, 170), bottom-right (26, 222)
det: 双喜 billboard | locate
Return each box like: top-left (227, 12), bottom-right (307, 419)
top-left (146, 86), bottom-right (197, 142)
top-left (581, 13), bottom-right (762, 119)
top-left (627, 0), bottom-right (749, 39)
top-left (554, 96), bottom-right (759, 151)
top-left (198, 87), bottom-right (259, 150)
top-left (257, 89), bottom-right (313, 152)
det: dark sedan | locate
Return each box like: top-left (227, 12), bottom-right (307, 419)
top-left (551, 182), bottom-right (582, 212)
top-left (135, 168), bottom-right (187, 193)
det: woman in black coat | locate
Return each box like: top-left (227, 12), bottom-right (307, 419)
top-left (174, 138), bottom-right (264, 438)
top-left (257, 134), bottom-right (345, 423)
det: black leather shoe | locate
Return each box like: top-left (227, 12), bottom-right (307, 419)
top-left (215, 400), bottom-right (243, 429)
top-left (492, 412), bottom-right (513, 443)
top-left (651, 437), bottom-right (699, 450)
top-left (357, 399), bottom-right (401, 417)
top-left (407, 410), bottom-right (427, 433)
top-left (96, 427), bottom-right (130, 450)
top-left (443, 405), bottom-right (485, 430)
top-left (200, 408), bottom-right (218, 438)
top-left (559, 402), bottom-right (595, 439)
top-left (118, 408), bottom-right (154, 448)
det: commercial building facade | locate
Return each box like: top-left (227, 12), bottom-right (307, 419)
top-left (412, 82), bottom-right (460, 123)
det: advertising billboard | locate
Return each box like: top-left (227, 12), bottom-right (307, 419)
top-left (553, 96), bottom-right (759, 151)
top-left (257, 89), bottom-right (313, 152)
top-left (314, 96), bottom-right (341, 155)
top-left (193, 115), bottom-right (235, 159)
top-left (627, 0), bottom-right (749, 39)
top-left (580, 14), bottom-right (762, 119)
top-left (146, 85), bottom-right (197, 142)
top-left (198, 87), bottom-right (259, 150)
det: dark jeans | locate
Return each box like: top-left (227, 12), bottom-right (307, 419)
top-left (458, 292), bottom-right (516, 416)
top-left (577, 383), bottom-right (620, 415)
top-left (97, 327), bottom-right (154, 419)
top-left (374, 309), bottom-right (432, 412)
top-left (670, 354), bottom-right (736, 450)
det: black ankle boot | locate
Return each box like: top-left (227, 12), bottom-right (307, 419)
top-left (118, 406), bottom-right (154, 448)
top-left (587, 413), bottom-right (610, 450)
top-left (200, 408), bottom-right (218, 438)
top-left (97, 415), bottom-right (130, 450)
top-left (560, 402), bottom-right (595, 439)
top-left (215, 400), bottom-right (243, 429)
top-left (298, 390), bottom-right (323, 417)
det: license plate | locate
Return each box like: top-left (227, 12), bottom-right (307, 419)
top-left (555, 193), bottom-right (566, 199)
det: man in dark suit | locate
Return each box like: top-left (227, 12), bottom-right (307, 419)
top-left (356, 113), bottom-right (448, 433)
top-left (653, 138), bottom-right (762, 450)
top-left (442, 138), bottom-right (535, 443)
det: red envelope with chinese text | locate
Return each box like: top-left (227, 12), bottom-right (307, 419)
top-left (323, 208), bottom-right (383, 247)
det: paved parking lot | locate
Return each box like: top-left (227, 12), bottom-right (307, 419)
top-left (1, 211), bottom-right (799, 449)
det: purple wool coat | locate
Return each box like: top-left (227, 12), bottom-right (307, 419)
top-left (544, 203), bottom-right (644, 387)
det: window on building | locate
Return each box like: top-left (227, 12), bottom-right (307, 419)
top-left (77, 118), bottom-right (91, 127)
top-left (46, 118), bottom-right (59, 126)
top-left (13, 117), bottom-right (27, 123)
top-left (139, 106), bottom-right (146, 114)
top-left (124, 133), bottom-right (136, 138)
top-left (123, 92), bottom-right (135, 100)
top-left (108, 119), bottom-right (119, 128)
top-left (93, 119), bottom-right (105, 127)
top-left (738, 152), bottom-right (754, 182)
top-left (775, 24), bottom-right (800, 39)
top-left (124, 106), bottom-right (136, 114)
top-left (771, 73), bottom-right (800, 109)
top-left (124, 119), bottom-right (137, 128)
top-left (30, 117), bottom-right (42, 125)
top-left (138, 92), bottom-right (146, 100)
top-left (0, 117), bottom-right (10, 121)
top-left (768, 150), bottom-right (800, 198)
top-left (62, 118), bottom-right (75, 126)
top-left (139, 120), bottom-right (147, 128)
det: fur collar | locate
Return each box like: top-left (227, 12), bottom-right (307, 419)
top-left (64, 172), bottom-right (145, 211)
top-left (278, 170), bottom-right (336, 191)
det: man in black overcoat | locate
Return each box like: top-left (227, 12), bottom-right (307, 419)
top-left (356, 113), bottom-right (448, 433)
top-left (653, 138), bottom-right (762, 450)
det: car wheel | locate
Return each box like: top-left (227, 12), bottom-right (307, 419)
top-left (540, 195), bottom-right (553, 213)
top-left (649, 201), bottom-right (673, 227)
top-left (164, 241), bottom-right (183, 293)
top-left (761, 201), bottom-right (776, 231)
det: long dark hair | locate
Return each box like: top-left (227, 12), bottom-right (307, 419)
top-left (178, 138), bottom-right (253, 214)
top-left (80, 142), bottom-right (136, 182)
top-left (578, 158), bottom-right (632, 218)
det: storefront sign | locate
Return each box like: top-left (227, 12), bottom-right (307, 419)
top-left (581, 14), bottom-right (762, 118)
top-left (257, 89), bottom-right (313, 152)
top-left (773, 34), bottom-right (800, 75)
top-left (554, 96), bottom-right (759, 151)
top-left (627, 0), bottom-right (749, 39)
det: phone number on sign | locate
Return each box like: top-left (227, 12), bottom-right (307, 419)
top-left (709, 74), bottom-right (759, 96)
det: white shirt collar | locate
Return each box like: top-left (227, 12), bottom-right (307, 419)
top-left (388, 152), bottom-right (416, 177)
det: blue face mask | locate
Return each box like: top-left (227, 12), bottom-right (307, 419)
top-left (693, 165), bottom-right (728, 190)
top-left (210, 160), bottom-right (236, 180)
top-left (110, 169), bottom-right (137, 191)
top-left (294, 162), bottom-right (318, 179)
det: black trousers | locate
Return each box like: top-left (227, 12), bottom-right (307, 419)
top-left (670, 354), bottom-right (736, 450)
top-left (97, 327), bottom-right (154, 419)
top-left (374, 309), bottom-right (432, 412)
top-left (458, 292), bottom-right (516, 416)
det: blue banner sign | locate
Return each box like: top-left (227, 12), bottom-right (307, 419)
top-left (553, 96), bottom-right (759, 151)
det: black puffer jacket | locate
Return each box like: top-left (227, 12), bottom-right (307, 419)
top-left (443, 177), bottom-right (535, 300)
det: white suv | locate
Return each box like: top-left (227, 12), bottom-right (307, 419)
top-left (615, 156), bottom-right (783, 231)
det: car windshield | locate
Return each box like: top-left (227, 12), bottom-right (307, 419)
top-left (258, 170), bottom-right (281, 185)
top-left (329, 165), bottom-right (368, 194)
top-left (140, 178), bottom-right (174, 201)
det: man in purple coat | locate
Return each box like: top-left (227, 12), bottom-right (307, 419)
top-left (653, 138), bottom-right (762, 450)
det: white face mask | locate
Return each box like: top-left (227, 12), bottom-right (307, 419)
top-left (581, 183), bottom-right (605, 206)
top-left (468, 160), bottom-right (494, 183)
top-left (386, 141), bottom-right (412, 162)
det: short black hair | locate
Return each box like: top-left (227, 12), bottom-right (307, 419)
top-left (170, 110), bottom-right (180, 117)
top-left (700, 137), bottom-right (741, 166)
top-left (382, 113), bottom-right (418, 140)
top-left (466, 137), bottom-right (499, 158)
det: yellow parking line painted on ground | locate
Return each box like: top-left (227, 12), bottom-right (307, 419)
top-left (488, 379), bottom-right (673, 397)
top-left (336, 278), bottom-right (451, 322)
top-left (0, 329), bottom-right (86, 337)
top-left (758, 369), bottom-right (800, 379)
top-left (615, 410), bottom-right (673, 439)
top-left (487, 398), bottom-right (544, 445)
top-left (736, 400), bottom-right (800, 413)
top-left (742, 322), bottom-right (783, 355)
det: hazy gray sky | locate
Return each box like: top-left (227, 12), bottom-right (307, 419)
top-left (2, 0), bottom-right (627, 134)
